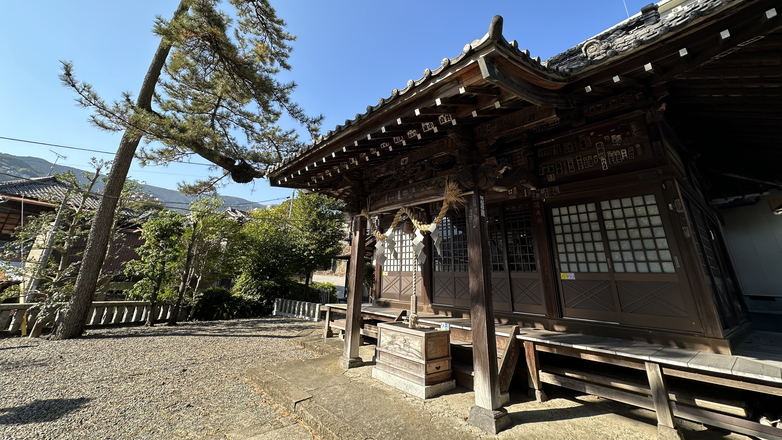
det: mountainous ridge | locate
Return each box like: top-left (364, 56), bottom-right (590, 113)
top-left (0, 152), bottom-right (268, 211)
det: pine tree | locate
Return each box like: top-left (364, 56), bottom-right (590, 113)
top-left (54, 0), bottom-right (320, 339)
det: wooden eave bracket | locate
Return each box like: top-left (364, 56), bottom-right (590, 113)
top-left (478, 56), bottom-right (573, 108)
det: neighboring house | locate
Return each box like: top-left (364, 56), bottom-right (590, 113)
top-left (0, 176), bottom-right (156, 301)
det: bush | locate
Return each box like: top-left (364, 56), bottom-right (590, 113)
top-left (232, 273), bottom-right (332, 315)
top-left (310, 282), bottom-right (338, 303)
top-left (191, 287), bottom-right (265, 321)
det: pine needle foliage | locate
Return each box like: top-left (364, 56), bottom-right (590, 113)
top-left (61, 0), bottom-right (321, 190)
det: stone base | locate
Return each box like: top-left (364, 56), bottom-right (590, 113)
top-left (657, 424), bottom-right (685, 440)
top-left (467, 405), bottom-right (511, 435)
top-left (372, 367), bottom-right (456, 399)
top-left (339, 356), bottom-right (363, 369)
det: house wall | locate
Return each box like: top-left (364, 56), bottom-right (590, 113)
top-left (721, 190), bottom-right (782, 332)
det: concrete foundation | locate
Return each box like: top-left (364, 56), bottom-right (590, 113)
top-left (372, 367), bottom-right (456, 399)
top-left (467, 405), bottom-right (511, 435)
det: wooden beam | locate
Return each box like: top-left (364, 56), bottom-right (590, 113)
top-left (582, 84), bottom-right (612, 95)
top-left (539, 371), bottom-right (654, 410)
top-left (340, 215), bottom-right (367, 369)
top-left (545, 366), bottom-right (749, 418)
top-left (670, 87), bottom-right (782, 97)
top-left (535, 344), bottom-right (646, 371)
top-left (611, 75), bottom-right (639, 87)
top-left (679, 65), bottom-right (782, 78)
top-left (498, 326), bottom-right (520, 393)
top-left (524, 341), bottom-right (548, 402)
top-left (650, 6), bottom-right (782, 87)
top-left (662, 367), bottom-right (782, 397)
top-left (478, 57), bottom-right (572, 108)
top-left (467, 189), bottom-right (504, 411)
top-left (459, 86), bottom-right (501, 96)
top-left (436, 96), bottom-right (478, 107)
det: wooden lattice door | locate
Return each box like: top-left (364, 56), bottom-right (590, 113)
top-left (551, 191), bottom-right (702, 332)
top-left (379, 225), bottom-right (422, 302)
top-left (432, 214), bottom-right (470, 307)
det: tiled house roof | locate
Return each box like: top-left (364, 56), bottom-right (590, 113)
top-left (0, 176), bottom-right (159, 210)
top-left (0, 176), bottom-right (101, 209)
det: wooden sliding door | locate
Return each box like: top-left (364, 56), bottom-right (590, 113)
top-left (550, 190), bottom-right (702, 332)
top-left (379, 225), bottom-right (422, 303)
top-left (433, 202), bottom-right (545, 315)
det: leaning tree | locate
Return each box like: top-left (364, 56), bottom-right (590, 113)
top-left (55, 0), bottom-right (321, 339)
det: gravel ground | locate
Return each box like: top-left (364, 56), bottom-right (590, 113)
top-left (0, 318), bottom-right (322, 439)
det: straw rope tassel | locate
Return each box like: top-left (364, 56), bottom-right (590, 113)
top-left (360, 181), bottom-right (465, 240)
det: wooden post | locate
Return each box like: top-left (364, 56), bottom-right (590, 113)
top-left (646, 362), bottom-right (685, 440)
top-left (466, 189), bottom-right (511, 434)
top-left (323, 307), bottom-right (333, 338)
top-left (524, 341), bottom-right (548, 402)
top-left (340, 215), bottom-right (367, 369)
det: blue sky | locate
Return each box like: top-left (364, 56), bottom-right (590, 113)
top-left (0, 0), bottom-right (652, 206)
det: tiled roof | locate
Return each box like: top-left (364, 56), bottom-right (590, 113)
top-left (545, 0), bottom-right (737, 75)
top-left (0, 176), bottom-right (101, 209)
top-left (0, 176), bottom-right (159, 210)
top-left (269, 0), bottom-right (739, 175)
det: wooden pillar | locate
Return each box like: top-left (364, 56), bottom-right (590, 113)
top-left (340, 215), bottom-right (367, 369)
top-left (524, 341), bottom-right (548, 402)
top-left (645, 362), bottom-right (685, 440)
top-left (466, 189), bottom-right (511, 434)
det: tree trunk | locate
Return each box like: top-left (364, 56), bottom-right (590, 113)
top-left (53, 0), bottom-right (190, 340)
top-left (188, 273), bottom-right (203, 321)
top-left (146, 277), bottom-right (163, 327)
top-left (168, 221), bottom-right (198, 325)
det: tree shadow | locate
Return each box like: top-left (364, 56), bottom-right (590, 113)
top-left (78, 318), bottom-right (319, 340)
top-left (0, 398), bottom-right (91, 425)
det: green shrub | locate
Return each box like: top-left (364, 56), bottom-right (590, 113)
top-left (191, 287), bottom-right (265, 321)
top-left (310, 282), bottom-right (338, 303)
top-left (232, 273), bottom-right (330, 315)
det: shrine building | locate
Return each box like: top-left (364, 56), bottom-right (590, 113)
top-left (269, 0), bottom-right (782, 437)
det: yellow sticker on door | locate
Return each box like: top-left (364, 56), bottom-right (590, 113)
top-left (560, 273), bottom-right (575, 280)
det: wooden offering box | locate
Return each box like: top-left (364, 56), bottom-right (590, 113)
top-left (372, 321), bottom-right (455, 399)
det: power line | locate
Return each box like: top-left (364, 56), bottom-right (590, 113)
top-left (0, 171), bottom-right (288, 207)
top-left (0, 136), bottom-right (214, 167)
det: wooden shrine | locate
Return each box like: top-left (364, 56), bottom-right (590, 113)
top-left (270, 0), bottom-right (782, 435)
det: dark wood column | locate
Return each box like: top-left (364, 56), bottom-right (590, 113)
top-left (340, 215), bottom-right (367, 369)
top-left (466, 189), bottom-right (511, 434)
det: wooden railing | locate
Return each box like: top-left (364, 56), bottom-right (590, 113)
top-left (0, 301), bottom-right (181, 335)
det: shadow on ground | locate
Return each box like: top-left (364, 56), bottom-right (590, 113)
top-left (0, 398), bottom-right (91, 425)
top-left (78, 318), bottom-right (317, 340)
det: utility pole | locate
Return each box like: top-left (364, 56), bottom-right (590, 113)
top-left (25, 190), bottom-right (71, 302)
top-left (288, 190), bottom-right (295, 218)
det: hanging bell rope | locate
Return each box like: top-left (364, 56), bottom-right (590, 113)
top-left (358, 180), bottom-right (465, 240)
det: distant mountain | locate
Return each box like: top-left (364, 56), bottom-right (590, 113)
top-left (0, 152), bottom-right (268, 211)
